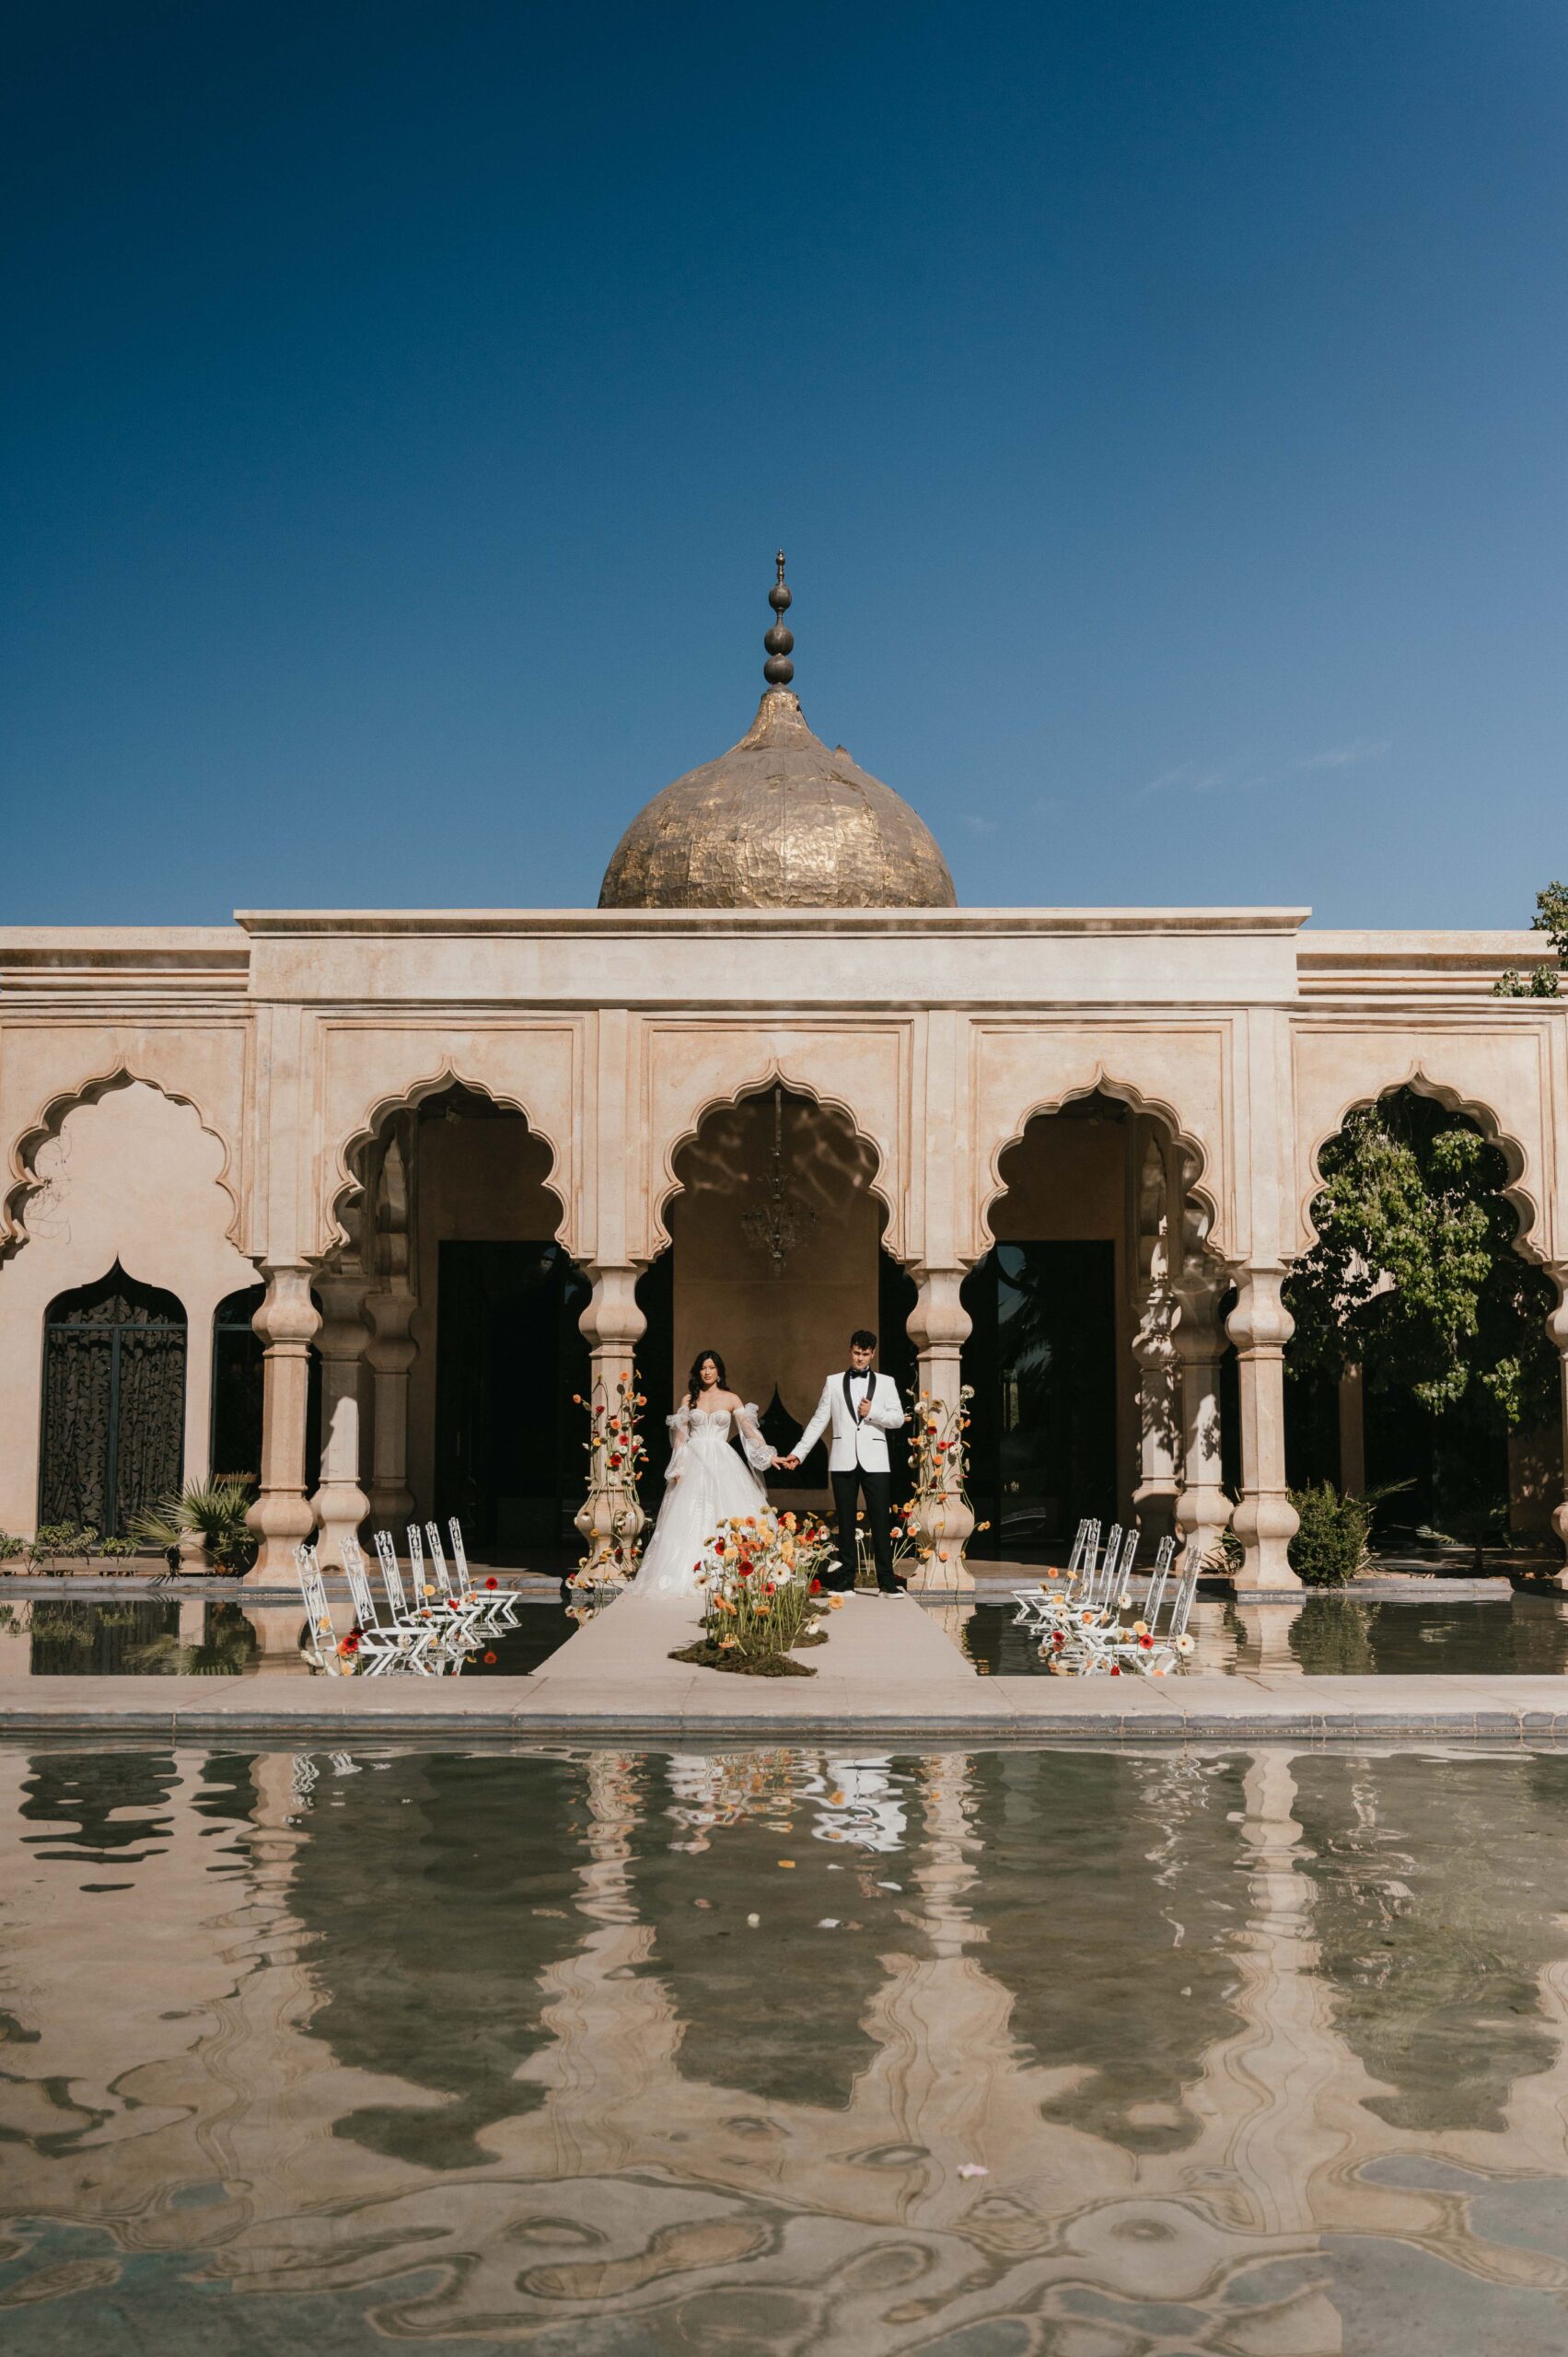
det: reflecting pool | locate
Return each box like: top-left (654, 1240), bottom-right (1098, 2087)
top-left (0, 1596), bottom-right (576, 1678)
top-left (4, 1742), bottom-right (1568, 2351)
top-left (961, 1591), bottom-right (1568, 1677)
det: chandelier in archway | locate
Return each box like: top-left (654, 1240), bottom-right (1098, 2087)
top-left (740, 1086), bottom-right (817, 1276)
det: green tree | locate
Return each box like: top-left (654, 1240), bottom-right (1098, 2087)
top-left (1285, 1088), bottom-right (1556, 1429)
top-left (1493, 880), bottom-right (1568, 997)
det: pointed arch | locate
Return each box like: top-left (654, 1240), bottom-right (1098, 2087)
top-left (1297, 1062), bottom-right (1542, 1262)
top-left (980, 1069), bottom-right (1223, 1271)
top-left (4, 1067), bottom-right (241, 1260)
top-left (328, 1062), bottom-right (568, 1256)
top-left (651, 1055), bottom-right (897, 1260)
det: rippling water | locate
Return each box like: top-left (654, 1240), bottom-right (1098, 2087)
top-left (4, 1743), bottom-right (1568, 2351)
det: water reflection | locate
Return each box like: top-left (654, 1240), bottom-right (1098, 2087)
top-left (3, 1744), bottom-right (1568, 2349)
top-left (960, 1592), bottom-right (1568, 1677)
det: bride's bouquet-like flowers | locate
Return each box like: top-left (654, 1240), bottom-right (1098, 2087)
top-left (673, 1508), bottom-right (842, 1677)
top-left (570, 1372), bottom-right (649, 1612)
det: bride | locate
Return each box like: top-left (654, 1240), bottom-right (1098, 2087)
top-left (633, 1350), bottom-right (776, 1600)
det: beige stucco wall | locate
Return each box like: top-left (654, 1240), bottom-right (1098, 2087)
top-left (4, 911), bottom-right (1566, 1553)
top-left (0, 1081), bottom-right (258, 1535)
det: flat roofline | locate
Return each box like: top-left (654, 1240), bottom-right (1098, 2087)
top-left (232, 904), bottom-right (1314, 937)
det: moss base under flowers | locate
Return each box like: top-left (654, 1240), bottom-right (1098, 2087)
top-left (668, 1640), bottom-right (817, 1678)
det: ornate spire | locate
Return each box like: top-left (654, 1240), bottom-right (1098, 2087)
top-left (762, 549), bottom-right (795, 688)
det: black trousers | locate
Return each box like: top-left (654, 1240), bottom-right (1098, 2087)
top-left (831, 1466), bottom-right (899, 1591)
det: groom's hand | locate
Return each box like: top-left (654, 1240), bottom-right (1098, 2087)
top-left (856, 1396), bottom-right (872, 1420)
top-left (779, 1455), bottom-right (800, 1470)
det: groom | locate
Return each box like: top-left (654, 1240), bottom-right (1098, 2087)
top-left (777, 1329), bottom-right (907, 1594)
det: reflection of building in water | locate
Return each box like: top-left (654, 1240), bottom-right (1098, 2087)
top-left (4, 1747), bottom-right (1568, 2347)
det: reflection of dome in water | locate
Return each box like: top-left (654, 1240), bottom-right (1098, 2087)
top-left (598, 557), bottom-right (956, 912)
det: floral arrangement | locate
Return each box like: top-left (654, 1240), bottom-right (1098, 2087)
top-left (901, 1385), bottom-right (989, 1573)
top-left (670, 1509), bottom-right (842, 1677)
top-left (571, 1371), bottom-right (648, 1600)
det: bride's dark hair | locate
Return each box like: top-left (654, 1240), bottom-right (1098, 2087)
top-left (686, 1348), bottom-right (727, 1405)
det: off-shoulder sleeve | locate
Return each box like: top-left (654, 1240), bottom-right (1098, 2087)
top-left (735, 1402), bottom-right (774, 1474)
top-left (665, 1406), bottom-right (691, 1480)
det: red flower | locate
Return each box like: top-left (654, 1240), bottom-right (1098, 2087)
top-left (485, 1575), bottom-right (498, 1590)
top-left (1109, 1665), bottom-right (1121, 1677)
top-left (482, 1649), bottom-right (497, 1665)
top-left (608, 1453), bottom-right (622, 1469)
top-left (1138, 1633), bottom-right (1154, 1650)
top-left (765, 1580), bottom-right (776, 1594)
top-left (1051, 1631), bottom-right (1065, 1648)
top-left (810, 1577), bottom-right (822, 1595)
top-left (447, 1597), bottom-right (461, 1611)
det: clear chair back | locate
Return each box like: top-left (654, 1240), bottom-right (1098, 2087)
top-left (374, 1528), bottom-right (409, 1616)
top-left (340, 1535), bottom-right (381, 1631)
top-left (447, 1519), bottom-right (473, 1597)
top-left (293, 1542), bottom-right (337, 1665)
top-left (424, 1520), bottom-right (456, 1599)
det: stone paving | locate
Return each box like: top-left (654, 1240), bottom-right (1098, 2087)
top-left (4, 1590), bottom-right (1568, 1743)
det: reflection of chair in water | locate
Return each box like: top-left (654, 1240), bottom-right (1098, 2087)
top-left (435, 1517), bottom-right (519, 1631)
top-left (342, 1535), bottom-right (458, 1673)
top-left (1012, 1515), bottom-right (1097, 1627)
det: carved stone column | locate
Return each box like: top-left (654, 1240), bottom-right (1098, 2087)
top-left (246, 1266), bottom-right (320, 1582)
top-left (1546, 1283), bottom-right (1568, 1589)
top-left (1173, 1275), bottom-right (1232, 1573)
top-left (1131, 1280), bottom-right (1180, 1542)
top-left (365, 1288), bottom-right (417, 1527)
top-left (1227, 1267), bottom-right (1302, 1591)
top-left (310, 1269), bottom-right (371, 1571)
top-left (905, 1269), bottom-right (975, 1589)
top-left (575, 1268), bottom-right (648, 1563)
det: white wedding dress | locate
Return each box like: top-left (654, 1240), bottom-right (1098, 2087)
top-left (633, 1403), bottom-right (774, 1600)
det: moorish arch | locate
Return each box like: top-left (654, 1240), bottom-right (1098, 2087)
top-left (1290, 1030), bottom-right (1559, 1266)
top-left (0, 1078), bottom-right (259, 1539)
top-left (962, 1085), bottom-right (1224, 1562)
top-left (272, 1071), bottom-right (586, 1573)
top-left (637, 1028), bottom-right (912, 1271)
top-left (1287, 1071), bottom-right (1562, 1546)
top-left (638, 1075), bottom-right (914, 1514)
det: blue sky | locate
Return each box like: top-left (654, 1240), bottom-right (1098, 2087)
top-left (4, 2), bottom-right (1564, 926)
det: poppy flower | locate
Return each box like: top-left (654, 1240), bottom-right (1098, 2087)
top-left (485, 1575), bottom-right (498, 1590)
top-left (810, 1577), bottom-right (822, 1595)
top-left (483, 1649), bottom-right (497, 1665)
top-left (1109, 1665), bottom-right (1122, 1677)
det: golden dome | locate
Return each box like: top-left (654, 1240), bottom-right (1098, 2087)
top-left (598, 559), bottom-right (955, 911)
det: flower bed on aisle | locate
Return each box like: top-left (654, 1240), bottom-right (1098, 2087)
top-left (669, 1510), bottom-right (842, 1678)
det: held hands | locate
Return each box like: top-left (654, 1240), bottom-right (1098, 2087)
top-left (773, 1454), bottom-right (800, 1470)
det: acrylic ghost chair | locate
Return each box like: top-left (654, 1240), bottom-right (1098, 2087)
top-left (428, 1519), bottom-right (517, 1633)
top-left (1012, 1518), bottom-right (1095, 1629)
top-left (407, 1522), bottom-right (486, 1644)
top-left (292, 1542), bottom-right (350, 1676)
top-left (340, 1534), bottom-right (457, 1673)
top-left (446, 1518), bottom-right (521, 1628)
top-left (373, 1528), bottom-right (466, 1670)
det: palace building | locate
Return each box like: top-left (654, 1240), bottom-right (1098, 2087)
top-left (3, 563), bottom-right (1564, 1588)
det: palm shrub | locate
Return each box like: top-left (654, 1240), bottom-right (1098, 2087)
top-left (130, 1476), bottom-right (257, 1573)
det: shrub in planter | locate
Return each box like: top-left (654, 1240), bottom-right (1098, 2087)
top-left (1286, 1483), bottom-right (1376, 1588)
top-left (130, 1476), bottom-right (257, 1574)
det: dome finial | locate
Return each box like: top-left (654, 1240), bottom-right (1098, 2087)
top-left (763, 550), bottom-right (795, 688)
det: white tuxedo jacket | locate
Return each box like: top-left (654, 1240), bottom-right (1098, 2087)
top-left (794, 1370), bottom-right (906, 1475)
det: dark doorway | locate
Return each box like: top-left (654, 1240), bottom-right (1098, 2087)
top-left (40, 1264), bottom-right (187, 1536)
top-left (209, 1283), bottom-right (321, 1496)
top-left (961, 1241), bottom-right (1118, 1559)
top-left (434, 1242), bottom-right (589, 1553)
